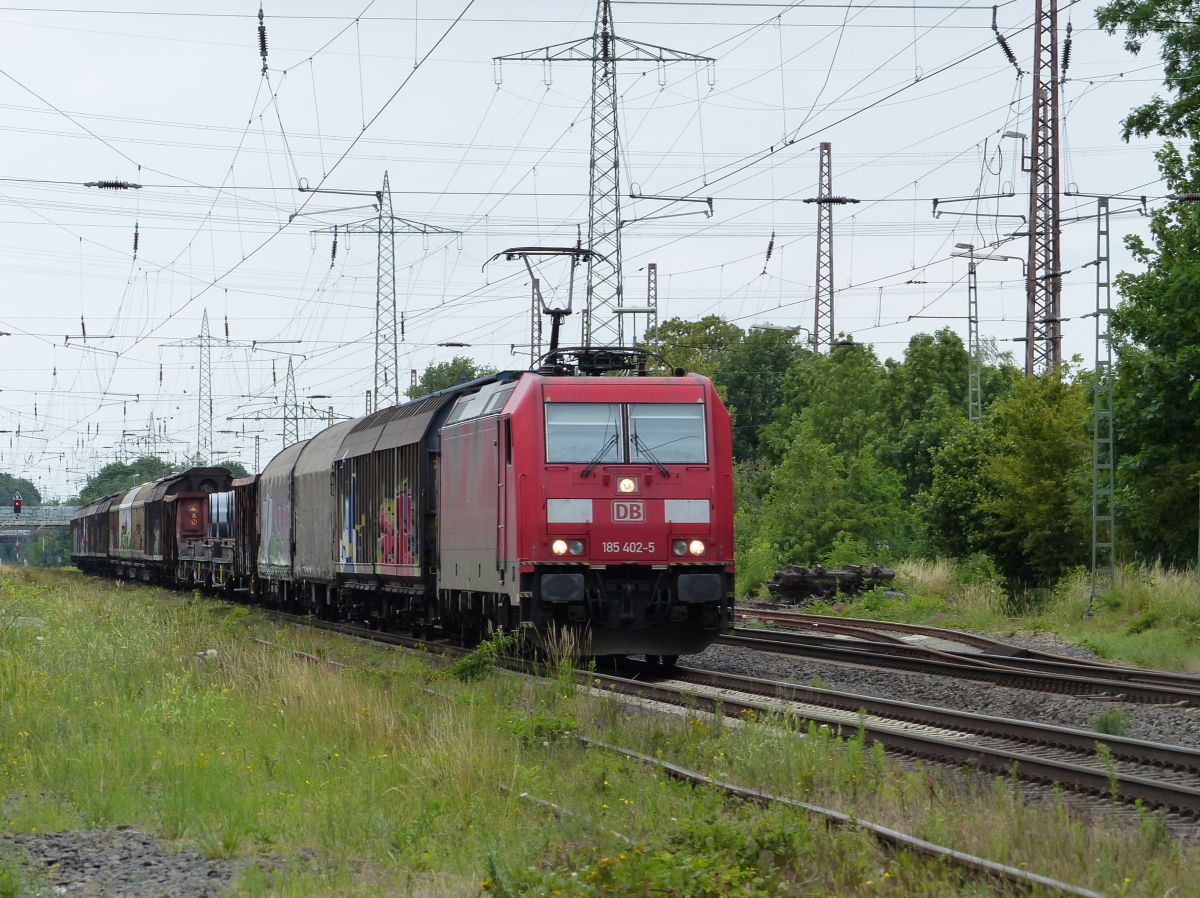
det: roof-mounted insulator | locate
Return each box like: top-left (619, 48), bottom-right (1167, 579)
top-left (258, 6), bottom-right (269, 75)
top-left (132, 221), bottom-right (140, 255)
top-left (992, 6), bottom-right (1021, 75)
top-left (1060, 22), bottom-right (1073, 82)
top-left (85, 180), bottom-right (141, 189)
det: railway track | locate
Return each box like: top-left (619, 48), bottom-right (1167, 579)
top-left (734, 605), bottom-right (1200, 701)
top-left (262, 609), bottom-right (1200, 820)
top-left (599, 664), bottom-right (1200, 818)
top-left (719, 627), bottom-right (1200, 705)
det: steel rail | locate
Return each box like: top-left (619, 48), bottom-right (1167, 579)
top-left (721, 628), bottom-right (1200, 705)
top-left (736, 605), bottom-right (1200, 690)
top-left (601, 665), bottom-right (1200, 815)
top-left (579, 736), bottom-right (1109, 898)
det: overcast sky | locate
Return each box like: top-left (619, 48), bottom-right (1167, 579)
top-left (0, 0), bottom-right (1165, 499)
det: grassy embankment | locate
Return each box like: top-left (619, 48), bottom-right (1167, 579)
top-left (2, 567), bottom-right (1199, 897)
top-left (799, 561), bottom-right (1200, 673)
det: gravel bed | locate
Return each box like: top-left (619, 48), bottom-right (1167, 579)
top-left (3, 828), bottom-right (235, 897)
top-left (682, 643), bottom-right (1200, 749)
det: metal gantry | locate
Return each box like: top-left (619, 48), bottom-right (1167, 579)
top-left (495, 0), bottom-right (712, 347)
top-left (1024, 0), bottom-right (1064, 375)
top-left (803, 143), bottom-right (858, 352)
top-left (1088, 197), bottom-right (1116, 613)
top-left (530, 277), bottom-right (544, 364)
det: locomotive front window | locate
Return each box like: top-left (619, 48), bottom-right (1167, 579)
top-left (628, 404), bottom-right (707, 464)
top-left (545, 403), bottom-right (623, 463)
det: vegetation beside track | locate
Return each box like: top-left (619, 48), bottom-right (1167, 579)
top-left (794, 559), bottom-right (1200, 673)
top-left (2, 568), bottom-right (1199, 897)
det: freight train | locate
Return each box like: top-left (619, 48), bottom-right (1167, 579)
top-left (71, 351), bottom-right (735, 660)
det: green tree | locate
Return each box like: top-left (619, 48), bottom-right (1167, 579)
top-left (407, 356), bottom-right (497, 400)
top-left (918, 419), bottom-right (998, 558)
top-left (214, 459), bottom-right (251, 479)
top-left (0, 472), bottom-right (40, 506)
top-left (715, 328), bottom-right (806, 460)
top-left (1097, 0), bottom-right (1200, 140)
top-left (980, 376), bottom-right (1090, 588)
top-left (754, 421), bottom-right (907, 575)
top-left (765, 340), bottom-right (887, 461)
top-left (77, 457), bottom-right (176, 505)
top-left (644, 315), bottom-right (743, 378)
top-left (1096, 2), bottom-right (1200, 563)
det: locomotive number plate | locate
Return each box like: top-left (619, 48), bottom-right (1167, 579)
top-left (601, 541), bottom-right (656, 554)
top-left (611, 500), bottom-right (645, 523)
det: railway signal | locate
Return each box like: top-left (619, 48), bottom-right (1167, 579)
top-left (12, 493), bottom-right (21, 516)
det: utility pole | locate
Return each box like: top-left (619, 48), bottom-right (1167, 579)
top-left (1086, 197), bottom-right (1115, 615)
top-left (495, 0), bottom-right (712, 347)
top-left (803, 143), bottom-right (859, 352)
top-left (967, 252), bottom-right (982, 422)
top-left (163, 308), bottom-right (252, 464)
top-left (1025, 0), bottom-right (1063, 375)
top-left (300, 172), bottom-right (459, 408)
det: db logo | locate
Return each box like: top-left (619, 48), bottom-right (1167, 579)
top-left (611, 500), bottom-right (644, 523)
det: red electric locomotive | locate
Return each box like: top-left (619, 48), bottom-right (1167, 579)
top-left (436, 349), bottom-right (735, 658)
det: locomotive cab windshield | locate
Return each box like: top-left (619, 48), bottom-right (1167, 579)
top-left (545, 401), bottom-right (707, 466)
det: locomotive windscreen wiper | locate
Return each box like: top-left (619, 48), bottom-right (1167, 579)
top-left (631, 429), bottom-right (670, 478)
top-left (580, 430), bottom-right (618, 478)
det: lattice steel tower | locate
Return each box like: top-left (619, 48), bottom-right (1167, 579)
top-left (1089, 197), bottom-right (1115, 611)
top-left (283, 357), bottom-right (299, 447)
top-left (803, 143), bottom-right (858, 352)
top-left (305, 172), bottom-right (459, 408)
top-left (495, 0), bottom-right (712, 347)
top-left (1025, 0), bottom-right (1063, 375)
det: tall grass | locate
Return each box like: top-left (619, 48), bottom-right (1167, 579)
top-left (812, 558), bottom-right (1200, 671)
top-left (2, 568), bottom-right (1198, 896)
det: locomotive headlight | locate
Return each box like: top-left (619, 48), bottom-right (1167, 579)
top-left (688, 539), bottom-right (706, 557)
top-left (616, 476), bottom-right (638, 494)
top-left (569, 539), bottom-right (586, 556)
top-left (672, 539), bottom-right (688, 556)
top-left (551, 539), bottom-right (569, 556)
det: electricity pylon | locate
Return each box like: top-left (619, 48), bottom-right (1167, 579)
top-left (495, 0), bottom-right (712, 347)
top-left (164, 309), bottom-right (252, 464)
top-left (1024, 0), bottom-right (1063, 375)
top-left (302, 172), bottom-right (460, 408)
top-left (803, 143), bottom-right (859, 352)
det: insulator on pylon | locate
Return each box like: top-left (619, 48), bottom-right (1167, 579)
top-left (224, 315), bottom-right (230, 338)
top-left (330, 226), bottom-right (338, 268)
top-left (1061, 22), bottom-right (1073, 79)
top-left (400, 312), bottom-right (406, 341)
top-left (258, 6), bottom-right (268, 74)
top-left (761, 231), bottom-right (775, 274)
top-left (159, 363), bottom-right (163, 384)
top-left (132, 221), bottom-right (139, 255)
top-left (80, 315), bottom-right (87, 338)
top-left (992, 6), bottom-right (1020, 73)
